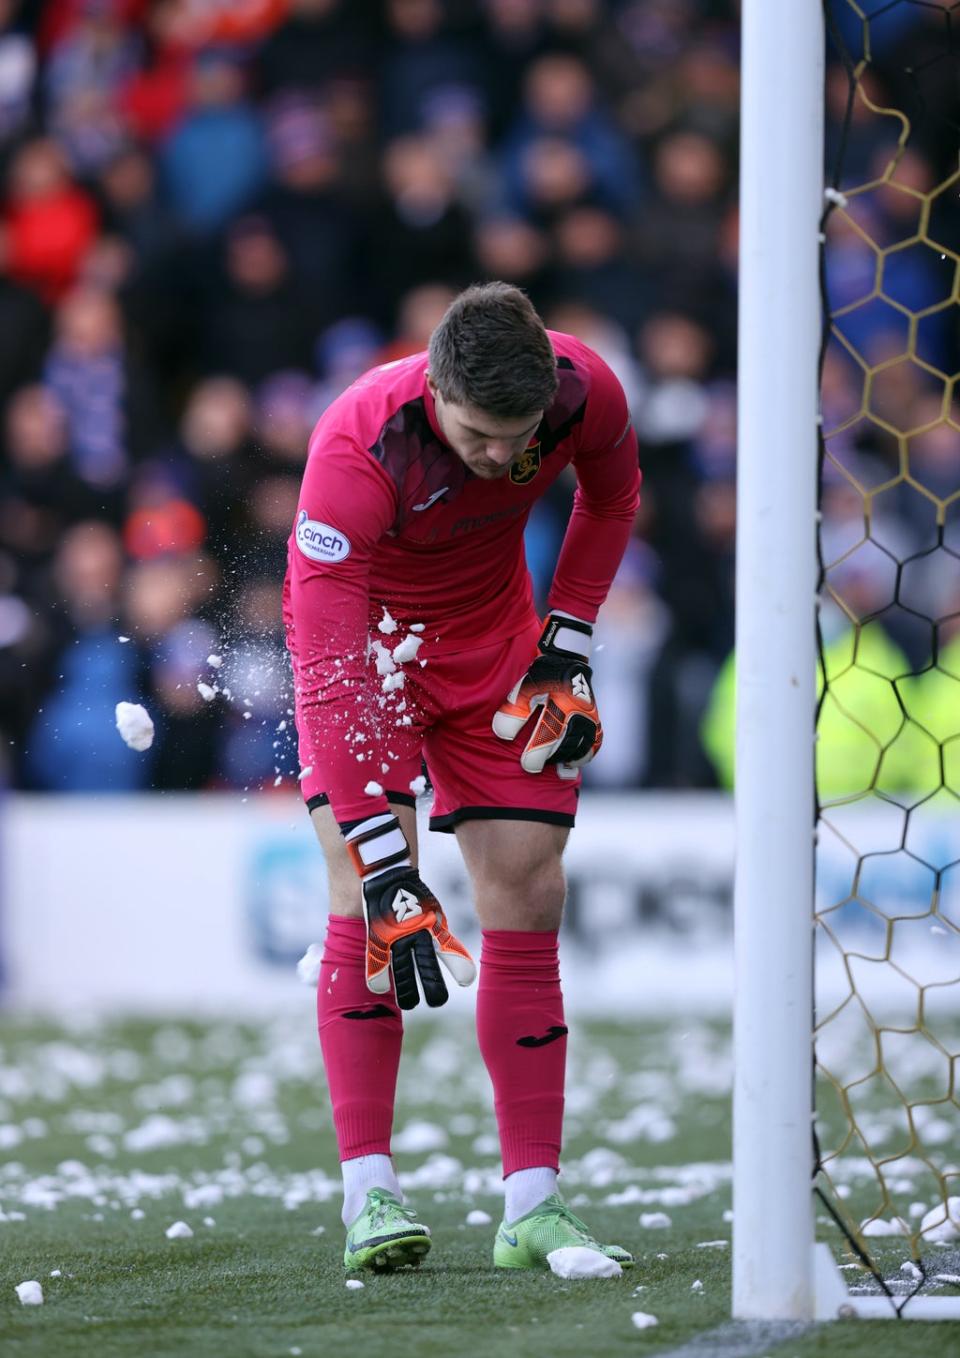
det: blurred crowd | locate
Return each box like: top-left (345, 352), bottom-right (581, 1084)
top-left (0, 0), bottom-right (957, 795)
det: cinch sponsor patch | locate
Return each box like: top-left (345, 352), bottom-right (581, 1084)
top-left (295, 511), bottom-right (351, 563)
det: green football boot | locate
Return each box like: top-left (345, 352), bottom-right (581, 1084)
top-left (343, 1188), bottom-right (431, 1272)
top-left (493, 1193), bottom-right (633, 1271)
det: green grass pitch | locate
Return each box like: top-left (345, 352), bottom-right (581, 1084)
top-left (0, 1012), bottom-right (954, 1357)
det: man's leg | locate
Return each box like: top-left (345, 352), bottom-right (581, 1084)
top-left (456, 817), bottom-right (632, 1272)
top-left (455, 818), bottom-right (569, 1218)
top-left (310, 801), bottom-right (424, 1244)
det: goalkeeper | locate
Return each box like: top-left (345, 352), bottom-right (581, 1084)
top-left (284, 282), bottom-right (640, 1274)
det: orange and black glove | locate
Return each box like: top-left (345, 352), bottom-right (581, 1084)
top-left (492, 613), bottom-right (602, 780)
top-left (345, 813), bottom-right (476, 1010)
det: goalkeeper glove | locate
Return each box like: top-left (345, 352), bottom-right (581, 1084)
top-left (492, 613), bottom-right (602, 780)
top-left (344, 813), bottom-right (476, 1010)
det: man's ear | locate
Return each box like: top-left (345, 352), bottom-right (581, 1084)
top-left (425, 372), bottom-right (440, 400)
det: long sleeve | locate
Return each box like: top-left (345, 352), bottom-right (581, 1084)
top-left (548, 353), bottom-right (641, 622)
top-left (285, 433), bottom-right (398, 824)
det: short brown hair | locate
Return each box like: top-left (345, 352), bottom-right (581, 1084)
top-left (427, 282), bottom-right (558, 418)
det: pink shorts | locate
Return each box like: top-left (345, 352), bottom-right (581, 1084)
top-left (307, 616), bottom-right (580, 832)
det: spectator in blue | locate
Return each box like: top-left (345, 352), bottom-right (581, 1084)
top-left (499, 52), bottom-right (641, 221)
top-left (160, 50), bottom-right (268, 236)
top-left (24, 521), bottom-right (149, 791)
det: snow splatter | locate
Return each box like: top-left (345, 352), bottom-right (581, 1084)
top-left (409, 775), bottom-right (426, 796)
top-left (118, 635), bottom-right (131, 644)
top-left (371, 641), bottom-right (396, 677)
top-left (630, 1312), bottom-right (659, 1330)
top-left (15, 1281), bottom-right (43, 1306)
top-left (465, 1209), bottom-right (492, 1225)
top-left (547, 1247), bottom-right (621, 1279)
top-left (382, 672), bottom-right (405, 693)
top-left (296, 945), bottom-right (323, 987)
top-left (207, 654), bottom-right (223, 668)
top-left (197, 682), bottom-right (217, 702)
top-left (364, 781), bottom-right (384, 796)
top-left (297, 766), bottom-right (313, 781)
top-left (392, 634), bottom-right (423, 664)
top-left (377, 608), bottom-right (398, 635)
top-left (164, 1220), bottom-right (193, 1239)
top-left (409, 623), bottom-right (425, 633)
top-left (115, 702), bottom-right (154, 752)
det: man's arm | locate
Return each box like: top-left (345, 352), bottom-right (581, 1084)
top-left (548, 351), bottom-right (641, 621)
top-left (285, 433), bottom-right (397, 825)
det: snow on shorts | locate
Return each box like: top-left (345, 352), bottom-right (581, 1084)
top-left (308, 616), bottom-right (580, 832)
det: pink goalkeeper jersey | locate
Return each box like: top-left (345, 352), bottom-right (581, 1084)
top-left (283, 330), bottom-right (640, 823)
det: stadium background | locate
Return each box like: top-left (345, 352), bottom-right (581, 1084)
top-left (0, 0), bottom-right (958, 1009)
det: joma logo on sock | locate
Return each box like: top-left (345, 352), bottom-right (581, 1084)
top-left (516, 1025), bottom-right (568, 1048)
top-left (392, 889), bottom-right (422, 922)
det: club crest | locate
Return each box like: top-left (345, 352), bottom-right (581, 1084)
top-left (509, 443), bottom-right (541, 485)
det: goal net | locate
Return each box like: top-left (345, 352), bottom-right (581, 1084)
top-left (813, 0), bottom-right (960, 1315)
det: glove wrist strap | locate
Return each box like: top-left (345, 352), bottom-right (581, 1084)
top-left (344, 813), bottom-right (411, 880)
top-left (539, 612), bottom-right (592, 661)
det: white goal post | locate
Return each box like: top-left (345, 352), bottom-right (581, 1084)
top-left (732, 0), bottom-right (960, 1322)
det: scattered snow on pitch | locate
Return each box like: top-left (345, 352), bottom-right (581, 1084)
top-left (197, 682), bottom-right (217, 702)
top-left (297, 945), bottom-right (323, 987)
top-left (409, 775), bottom-right (426, 795)
top-left (547, 1247), bottom-right (621, 1278)
top-left (630, 1311), bottom-right (659, 1330)
top-left (377, 608), bottom-right (398, 635)
top-left (465, 1209), bottom-right (492, 1225)
top-left (15, 1280), bottom-right (43, 1305)
top-left (392, 634), bottom-right (423, 664)
top-left (921, 1198), bottom-right (960, 1242)
top-left (345, 1279), bottom-right (365, 1290)
top-left (691, 1279), bottom-right (704, 1292)
top-left (639, 1212), bottom-right (671, 1229)
top-left (165, 1220), bottom-right (193, 1239)
top-left (115, 701), bottom-right (154, 751)
top-left (392, 1120), bottom-right (448, 1153)
top-left (364, 780), bottom-right (384, 796)
top-left (860, 1216), bottom-right (910, 1237)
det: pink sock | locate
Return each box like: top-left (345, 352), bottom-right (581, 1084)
top-left (476, 929), bottom-right (567, 1177)
top-left (317, 915), bottom-right (403, 1161)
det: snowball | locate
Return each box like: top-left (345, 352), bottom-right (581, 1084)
top-left (165, 1220), bottom-right (193, 1239)
top-left (861, 1216), bottom-right (910, 1237)
top-left (345, 1278), bottom-right (365, 1290)
top-left (921, 1198), bottom-right (960, 1243)
top-left (15, 1281), bottom-right (43, 1305)
top-left (197, 682), bottom-right (217, 702)
top-left (382, 672), bottom-right (405, 693)
top-left (409, 623), bottom-right (425, 632)
top-left (631, 1312), bottom-right (659, 1330)
top-left (207, 654), bottom-right (223, 668)
top-left (118, 635), bottom-right (131, 643)
top-left (466, 1209), bottom-right (492, 1225)
top-left (115, 701), bottom-right (154, 752)
top-left (364, 781), bottom-right (384, 796)
top-left (640, 1212), bottom-right (671, 1229)
top-left (372, 641), bottom-right (396, 676)
top-left (547, 1247), bottom-right (621, 1279)
top-left (377, 608), bottom-right (398, 635)
top-left (49, 1270), bottom-right (62, 1278)
top-left (392, 634), bottom-right (423, 664)
top-left (297, 945), bottom-right (323, 987)
top-left (409, 775), bottom-right (426, 796)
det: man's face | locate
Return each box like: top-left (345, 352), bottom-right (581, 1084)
top-left (429, 379), bottom-right (542, 480)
